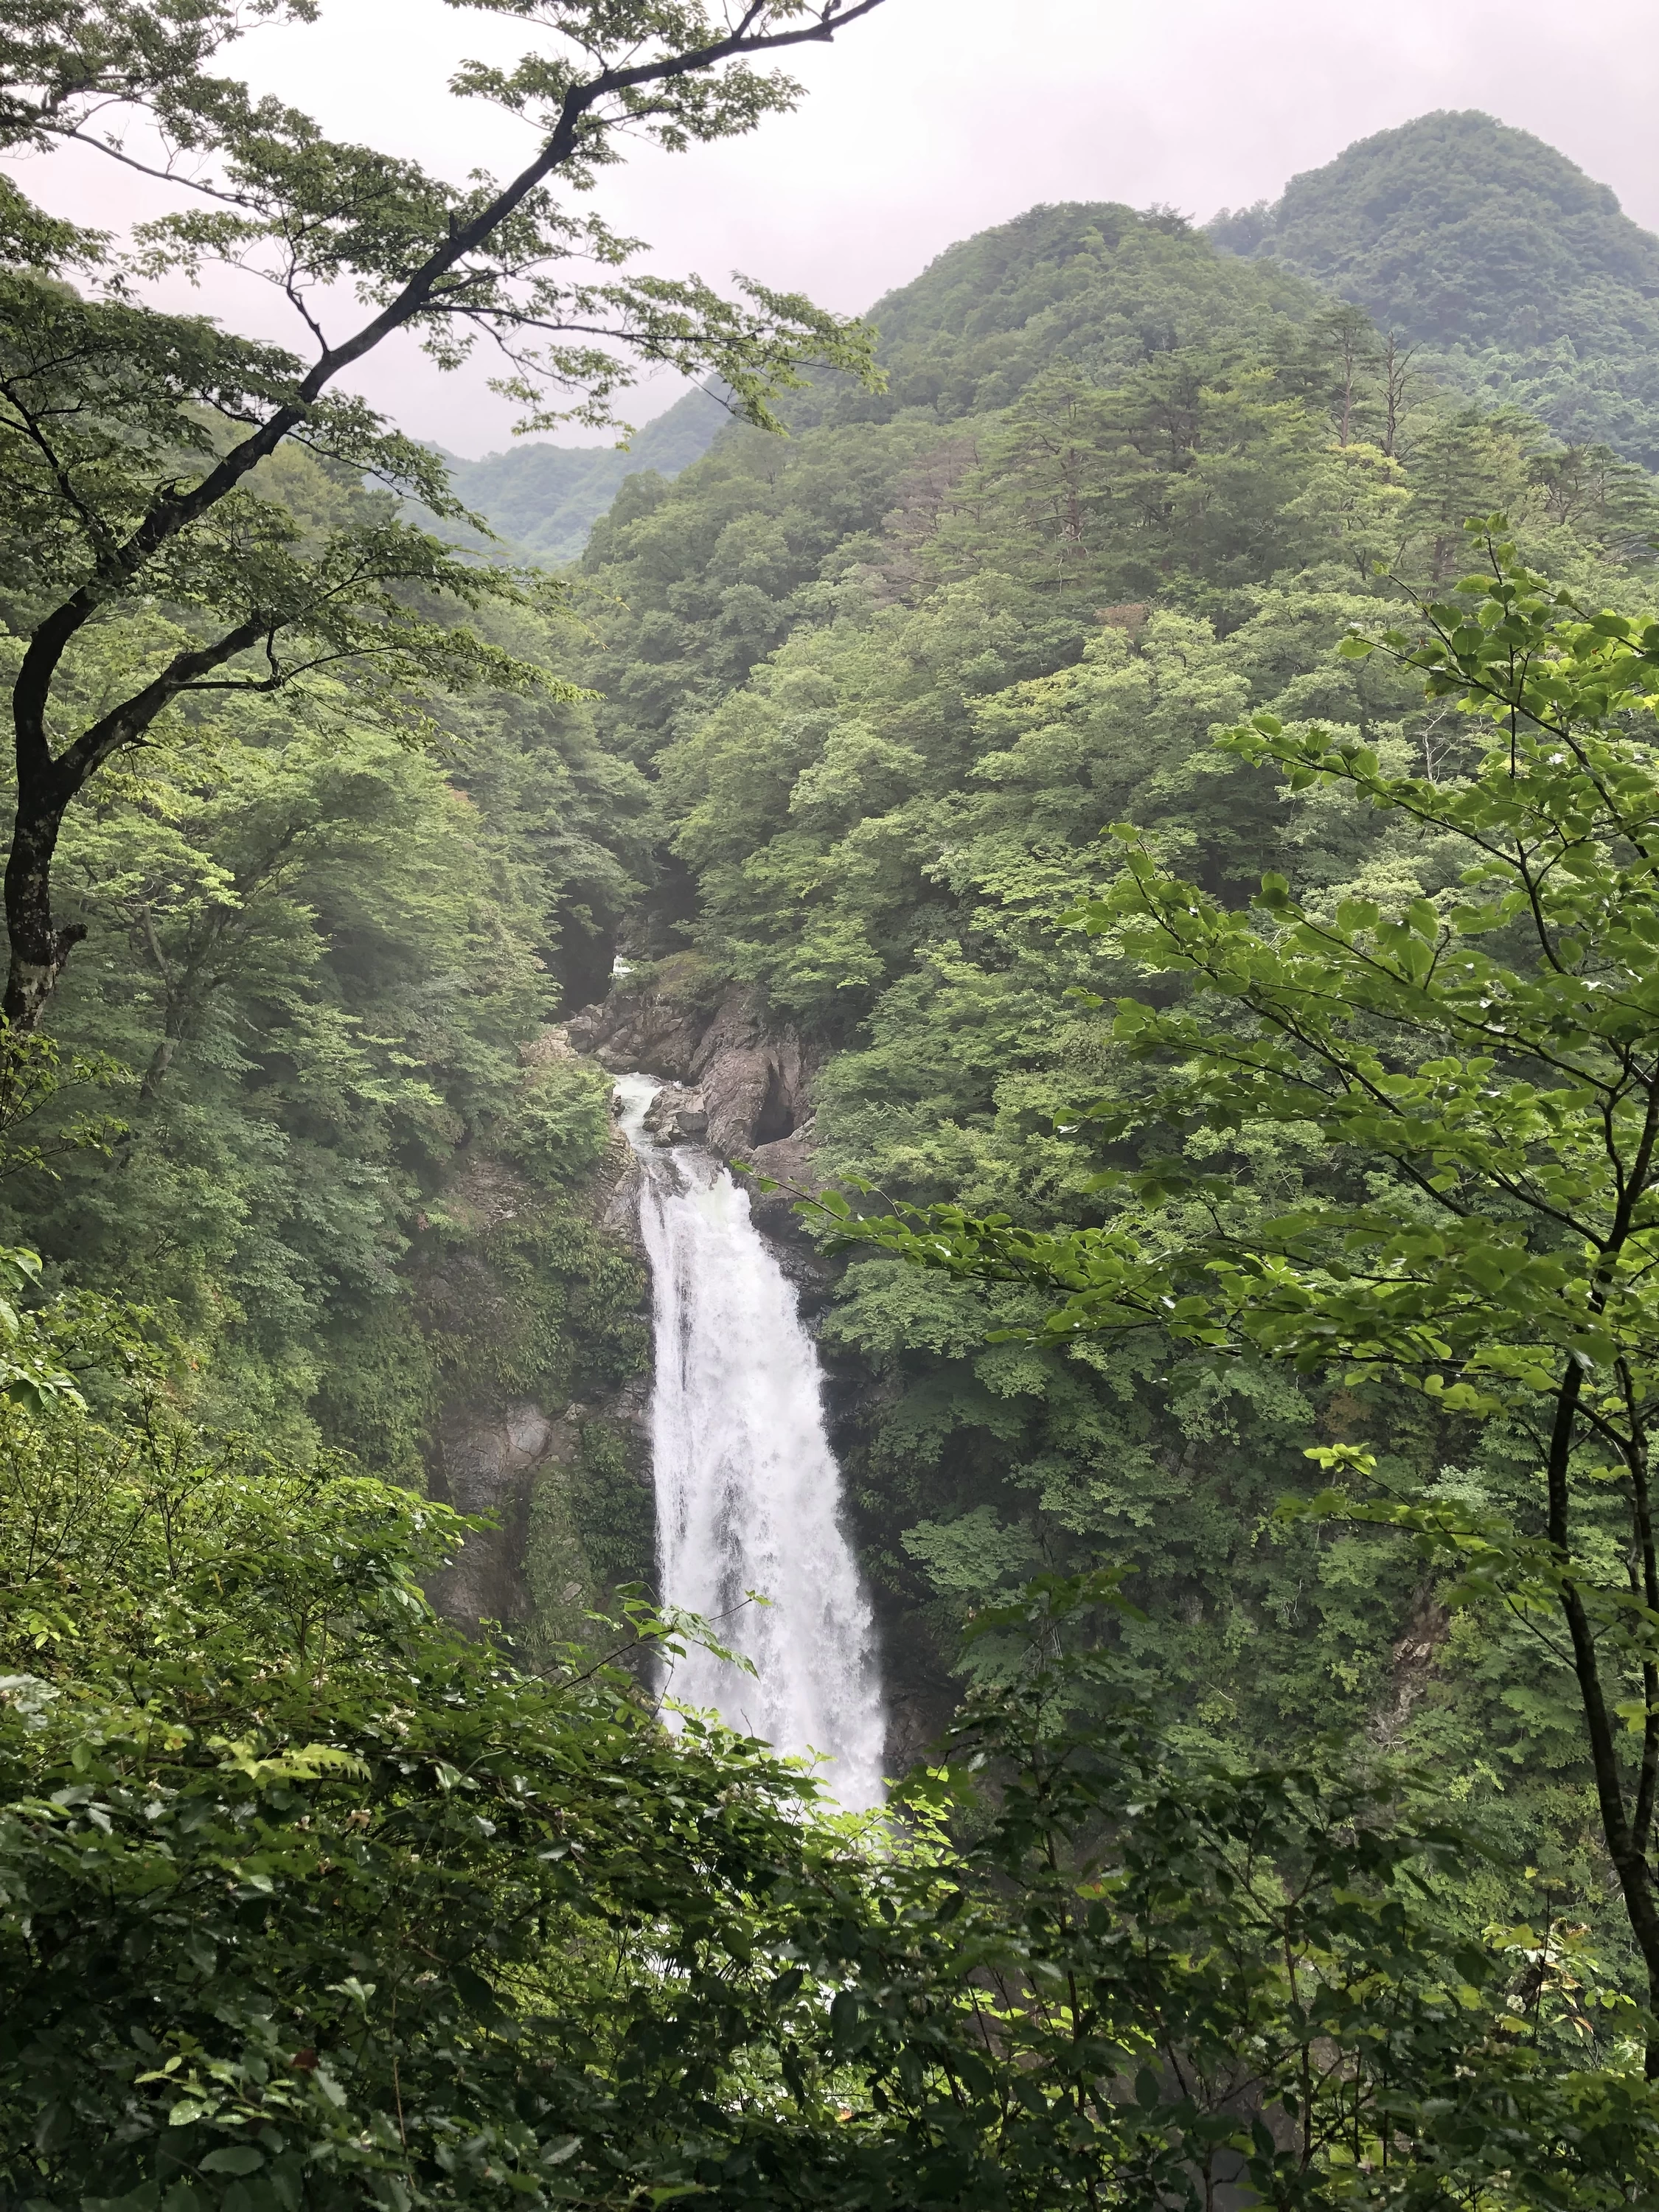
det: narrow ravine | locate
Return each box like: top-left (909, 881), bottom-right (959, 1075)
top-left (614, 1073), bottom-right (886, 1811)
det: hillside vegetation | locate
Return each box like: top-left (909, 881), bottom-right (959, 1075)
top-left (573, 196), bottom-right (1659, 1862)
top-left (1211, 110), bottom-right (1659, 465)
top-left (459, 111), bottom-right (1659, 562)
top-left (442, 385), bottom-right (729, 563)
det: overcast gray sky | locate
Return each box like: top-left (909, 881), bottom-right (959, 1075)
top-left (14, 0), bottom-right (1659, 457)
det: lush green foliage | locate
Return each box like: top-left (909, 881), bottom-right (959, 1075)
top-left (12, 30), bottom-right (1659, 2186)
top-left (597, 198), bottom-right (1655, 1736)
top-left (0, 0), bottom-right (894, 1476)
top-left (0, 0), bottom-right (887, 1029)
top-left (560, 187), bottom-right (1659, 2043)
top-left (808, 200), bottom-right (1326, 428)
top-left (1212, 111), bottom-right (1659, 468)
top-left (819, 529), bottom-right (1659, 2048)
top-left (0, 445), bottom-right (647, 1462)
top-left (4, 1313), bottom-right (1655, 2205)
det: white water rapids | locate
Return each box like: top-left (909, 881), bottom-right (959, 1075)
top-left (613, 1073), bottom-right (886, 1811)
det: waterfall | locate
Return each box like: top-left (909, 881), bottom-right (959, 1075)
top-left (613, 1074), bottom-right (886, 1811)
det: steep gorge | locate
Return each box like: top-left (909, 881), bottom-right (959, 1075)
top-left (459, 117), bottom-right (1659, 1874)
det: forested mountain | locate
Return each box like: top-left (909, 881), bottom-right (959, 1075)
top-left (441, 383), bottom-right (728, 561)
top-left (568, 187), bottom-right (1659, 1899)
top-left (454, 114), bottom-right (1659, 563)
top-left (1211, 110), bottom-right (1659, 465)
top-left (10, 166), bottom-right (1653, 1916)
top-left (10, 8), bottom-right (1659, 2188)
top-left (452, 199), bottom-right (1328, 558)
top-left (799, 198), bottom-right (1326, 425)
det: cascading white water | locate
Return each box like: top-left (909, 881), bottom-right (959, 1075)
top-left (613, 1073), bottom-right (886, 1812)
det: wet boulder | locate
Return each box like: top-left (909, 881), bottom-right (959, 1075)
top-left (641, 1084), bottom-right (709, 1146)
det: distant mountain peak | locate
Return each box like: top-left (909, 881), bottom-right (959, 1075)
top-left (439, 384), bottom-right (730, 565)
top-left (1208, 109), bottom-right (1659, 464)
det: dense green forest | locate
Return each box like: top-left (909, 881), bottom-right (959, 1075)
top-left (8, 6), bottom-right (1659, 2199)
top-left (569, 181), bottom-right (1659, 1828)
top-left (461, 111), bottom-right (1659, 568)
top-left (1210, 111), bottom-right (1659, 467)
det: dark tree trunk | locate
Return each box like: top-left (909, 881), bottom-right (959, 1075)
top-left (3, 776), bottom-right (82, 1034)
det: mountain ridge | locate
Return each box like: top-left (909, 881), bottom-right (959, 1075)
top-left (439, 382), bottom-right (731, 563)
top-left (454, 111), bottom-right (1659, 557)
top-left (1210, 109), bottom-right (1659, 463)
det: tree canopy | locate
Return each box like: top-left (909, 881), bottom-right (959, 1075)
top-left (0, 0), bottom-right (888, 1027)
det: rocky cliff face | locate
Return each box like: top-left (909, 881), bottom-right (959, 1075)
top-left (568, 978), bottom-right (824, 1235)
top-left (426, 1397), bottom-right (576, 1628)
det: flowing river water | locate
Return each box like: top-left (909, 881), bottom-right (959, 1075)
top-left (613, 1073), bottom-right (886, 1811)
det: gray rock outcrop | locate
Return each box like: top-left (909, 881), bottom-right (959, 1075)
top-left (640, 1083), bottom-right (709, 1145)
top-left (568, 979), bottom-right (821, 1186)
top-left (426, 1399), bottom-right (566, 1627)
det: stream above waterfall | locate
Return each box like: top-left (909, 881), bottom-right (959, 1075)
top-left (613, 1072), bottom-right (886, 1812)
